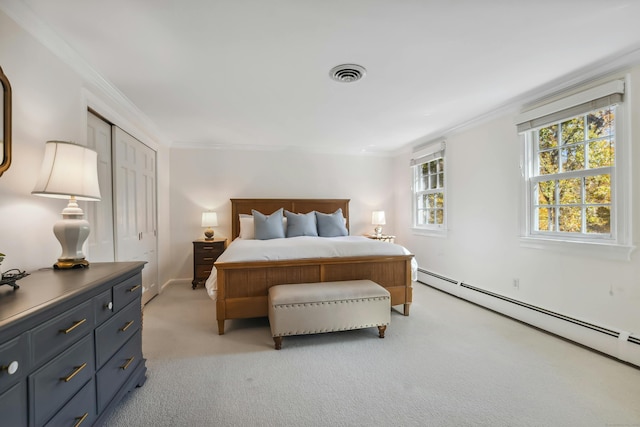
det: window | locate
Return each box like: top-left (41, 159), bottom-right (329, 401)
top-left (517, 79), bottom-right (633, 258)
top-left (411, 141), bottom-right (446, 233)
top-left (532, 107), bottom-right (615, 236)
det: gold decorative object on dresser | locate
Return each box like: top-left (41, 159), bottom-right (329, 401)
top-left (0, 262), bottom-right (146, 427)
top-left (192, 238), bottom-right (226, 289)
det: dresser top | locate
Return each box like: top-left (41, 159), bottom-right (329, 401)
top-left (0, 262), bottom-right (144, 332)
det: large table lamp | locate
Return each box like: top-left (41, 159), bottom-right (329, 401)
top-left (32, 141), bottom-right (101, 269)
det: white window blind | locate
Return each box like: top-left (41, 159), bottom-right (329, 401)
top-left (516, 80), bottom-right (624, 133)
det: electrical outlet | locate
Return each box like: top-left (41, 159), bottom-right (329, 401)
top-left (513, 278), bottom-right (520, 289)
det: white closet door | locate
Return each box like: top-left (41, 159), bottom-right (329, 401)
top-left (138, 142), bottom-right (158, 304)
top-left (113, 127), bottom-right (159, 304)
top-left (86, 112), bottom-right (115, 262)
top-left (113, 127), bottom-right (142, 262)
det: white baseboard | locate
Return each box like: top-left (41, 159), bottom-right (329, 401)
top-left (417, 269), bottom-right (640, 368)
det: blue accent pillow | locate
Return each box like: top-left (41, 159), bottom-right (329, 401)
top-left (252, 208), bottom-right (285, 240)
top-left (284, 210), bottom-right (318, 237)
top-left (315, 208), bottom-right (348, 237)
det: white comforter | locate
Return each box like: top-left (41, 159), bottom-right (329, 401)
top-left (205, 236), bottom-right (417, 300)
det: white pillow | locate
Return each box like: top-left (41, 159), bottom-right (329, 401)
top-left (239, 214), bottom-right (254, 239)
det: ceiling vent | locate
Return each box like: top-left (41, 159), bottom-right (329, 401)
top-left (329, 64), bottom-right (366, 83)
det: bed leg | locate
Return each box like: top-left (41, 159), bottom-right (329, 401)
top-left (377, 325), bottom-right (386, 339)
top-left (273, 336), bottom-right (283, 350)
top-left (403, 303), bottom-right (411, 316)
top-left (217, 319), bottom-right (225, 335)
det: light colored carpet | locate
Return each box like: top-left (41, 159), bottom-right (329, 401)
top-left (103, 282), bottom-right (640, 427)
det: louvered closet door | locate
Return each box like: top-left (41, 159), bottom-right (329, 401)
top-left (113, 127), bottom-right (158, 304)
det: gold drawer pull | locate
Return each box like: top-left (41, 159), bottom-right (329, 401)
top-left (60, 362), bottom-right (87, 382)
top-left (203, 257), bottom-right (214, 261)
top-left (60, 319), bottom-right (87, 334)
top-left (120, 320), bottom-right (135, 332)
top-left (120, 356), bottom-right (135, 370)
top-left (73, 413), bottom-right (88, 427)
top-left (202, 246), bottom-right (214, 250)
top-left (128, 284), bottom-right (141, 293)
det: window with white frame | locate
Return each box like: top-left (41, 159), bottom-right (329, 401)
top-left (411, 141), bottom-right (446, 231)
top-left (516, 79), bottom-right (632, 254)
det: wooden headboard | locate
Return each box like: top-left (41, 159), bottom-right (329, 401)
top-left (230, 198), bottom-right (350, 239)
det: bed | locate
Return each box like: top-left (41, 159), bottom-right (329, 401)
top-left (209, 198), bottom-right (414, 335)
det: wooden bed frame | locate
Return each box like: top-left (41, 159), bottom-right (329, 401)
top-left (214, 198), bottom-right (413, 334)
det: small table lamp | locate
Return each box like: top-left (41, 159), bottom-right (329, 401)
top-left (202, 211), bottom-right (218, 240)
top-left (32, 141), bottom-right (101, 269)
top-left (372, 210), bottom-right (386, 236)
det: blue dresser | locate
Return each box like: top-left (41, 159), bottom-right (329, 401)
top-left (0, 262), bottom-right (146, 426)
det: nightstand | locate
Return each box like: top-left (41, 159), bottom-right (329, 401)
top-left (364, 234), bottom-right (396, 243)
top-left (192, 238), bottom-right (227, 289)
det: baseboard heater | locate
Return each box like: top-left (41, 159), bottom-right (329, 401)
top-left (417, 268), bottom-right (640, 353)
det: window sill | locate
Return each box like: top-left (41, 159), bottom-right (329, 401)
top-left (519, 236), bottom-right (635, 261)
top-left (411, 227), bottom-right (448, 238)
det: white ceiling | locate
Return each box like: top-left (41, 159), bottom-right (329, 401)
top-left (12, 0), bottom-right (640, 153)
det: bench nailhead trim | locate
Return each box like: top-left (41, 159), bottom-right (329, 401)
top-left (272, 296), bottom-right (389, 309)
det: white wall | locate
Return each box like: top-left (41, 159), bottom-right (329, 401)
top-left (168, 148), bottom-right (395, 280)
top-left (0, 10), bottom-right (172, 287)
top-left (394, 67), bottom-right (640, 342)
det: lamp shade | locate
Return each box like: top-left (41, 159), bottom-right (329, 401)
top-left (32, 141), bottom-right (101, 201)
top-left (202, 211), bottom-right (218, 227)
top-left (372, 211), bottom-right (386, 225)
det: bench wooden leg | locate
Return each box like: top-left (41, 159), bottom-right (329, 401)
top-left (403, 303), bottom-right (411, 316)
top-left (378, 325), bottom-right (386, 338)
top-left (217, 319), bottom-right (225, 335)
top-left (273, 336), bottom-right (283, 350)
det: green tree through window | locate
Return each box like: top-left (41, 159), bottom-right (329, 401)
top-left (533, 107), bottom-right (614, 236)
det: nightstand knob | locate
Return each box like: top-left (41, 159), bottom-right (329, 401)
top-left (104, 302), bottom-right (113, 310)
top-left (2, 360), bottom-right (19, 375)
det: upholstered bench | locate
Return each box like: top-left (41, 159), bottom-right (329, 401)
top-left (267, 279), bottom-right (391, 350)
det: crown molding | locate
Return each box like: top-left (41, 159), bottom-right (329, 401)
top-left (396, 44), bottom-right (640, 156)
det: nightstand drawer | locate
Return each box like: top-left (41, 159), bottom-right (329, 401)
top-left (195, 245), bottom-right (224, 258)
top-left (95, 299), bottom-right (141, 367)
top-left (0, 334), bottom-right (29, 394)
top-left (44, 378), bottom-right (96, 427)
top-left (30, 334), bottom-right (95, 427)
top-left (96, 330), bottom-right (142, 412)
top-left (113, 273), bottom-right (142, 310)
top-left (30, 300), bottom-right (94, 368)
top-left (195, 264), bottom-right (214, 279)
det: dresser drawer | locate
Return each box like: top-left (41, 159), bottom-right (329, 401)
top-left (95, 299), bottom-right (141, 367)
top-left (0, 334), bottom-right (29, 394)
top-left (30, 334), bottom-right (95, 427)
top-left (30, 300), bottom-right (94, 368)
top-left (0, 381), bottom-right (27, 427)
top-left (96, 330), bottom-right (142, 412)
top-left (44, 378), bottom-right (96, 427)
top-left (94, 288), bottom-right (114, 327)
top-left (113, 273), bottom-right (142, 310)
